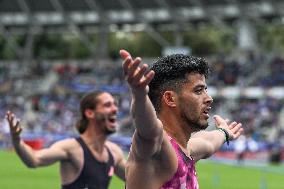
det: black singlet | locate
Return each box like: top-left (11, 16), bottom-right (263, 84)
top-left (62, 137), bottom-right (115, 189)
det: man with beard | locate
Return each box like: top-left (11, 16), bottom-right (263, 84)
top-left (120, 50), bottom-right (243, 189)
top-left (6, 91), bottom-right (126, 189)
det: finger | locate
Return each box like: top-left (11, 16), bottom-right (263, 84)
top-left (225, 119), bottom-right (230, 125)
top-left (139, 70), bottom-right (155, 88)
top-left (131, 64), bottom-right (149, 85)
top-left (15, 126), bottom-right (22, 134)
top-left (9, 115), bottom-right (19, 129)
top-left (127, 57), bottom-right (142, 78)
top-left (231, 123), bottom-right (242, 134)
top-left (119, 49), bottom-right (132, 60)
top-left (6, 111), bottom-right (12, 123)
top-left (6, 110), bottom-right (11, 118)
top-left (7, 113), bottom-right (15, 128)
top-left (238, 128), bottom-right (244, 135)
top-left (234, 128), bottom-right (244, 139)
top-left (10, 119), bottom-right (18, 132)
top-left (228, 121), bottom-right (237, 129)
top-left (213, 115), bottom-right (226, 127)
top-left (12, 119), bottom-right (21, 133)
top-left (15, 119), bottom-right (20, 128)
top-left (122, 57), bottom-right (132, 76)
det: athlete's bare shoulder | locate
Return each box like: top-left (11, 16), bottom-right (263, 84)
top-left (50, 137), bottom-right (81, 153)
top-left (53, 137), bottom-right (78, 145)
top-left (105, 140), bottom-right (121, 150)
top-left (106, 140), bottom-right (127, 169)
top-left (105, 140), bottom-right (124, 158)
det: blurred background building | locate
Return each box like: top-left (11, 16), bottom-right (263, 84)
top-left (0, 0), bottom-right (284, 163)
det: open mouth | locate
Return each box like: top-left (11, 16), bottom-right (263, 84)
top-left (202, 107), bottom-right (211, 118)
top-left (108, 116), bottom-right (117, 124)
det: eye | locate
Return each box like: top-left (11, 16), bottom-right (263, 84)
top-left (195, 89), bottom-right (203, 95)
top-left (104, 102), bottom-right (112, 107)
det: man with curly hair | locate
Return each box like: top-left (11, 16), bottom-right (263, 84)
top-left (120, 50), bottom-right (243, 189)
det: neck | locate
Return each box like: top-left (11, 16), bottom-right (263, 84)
top-left (160, 111), bottom-right (195, 149)
top-left (80, 124), bottom-right (108, 153)
top-left (164, 125), bottom-right (191, 149)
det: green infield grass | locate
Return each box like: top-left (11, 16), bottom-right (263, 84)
top-left (0, 150), bottom-right (283, 189)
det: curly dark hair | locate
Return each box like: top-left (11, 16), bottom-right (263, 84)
top-left (148, 54), bottom-right (210, 113)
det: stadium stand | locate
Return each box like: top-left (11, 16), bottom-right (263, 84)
top-left (0, 0), bottom-right (283, 163)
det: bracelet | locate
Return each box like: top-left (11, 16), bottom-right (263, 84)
top-left (217, 128), bottom-right (230, 146)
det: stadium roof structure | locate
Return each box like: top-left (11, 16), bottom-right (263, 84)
top-left (0, 0), bottom-right (284, 59)
top-left (0, 0), bottom-right (283, 27)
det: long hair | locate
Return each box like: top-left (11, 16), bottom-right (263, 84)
top-left (76, 91), bottom-right (105, 134)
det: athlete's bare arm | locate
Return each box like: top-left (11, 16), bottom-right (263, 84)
top-left (120, 50), bottom-right (164, 158)
top-left (188, 115), bottom-right (243, 161)
top-left (106, 141), bottom-right (126, 181)
top-left (120, 50), bottom-right (178, 189)
top-left (6, 111), bottom-right (70, 168)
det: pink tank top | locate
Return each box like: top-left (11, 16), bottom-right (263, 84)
top-left (160, 137), bottom-right (199, 189)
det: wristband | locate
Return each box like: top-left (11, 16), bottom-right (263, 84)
top-left (217, 128), bottom-right (230, 146)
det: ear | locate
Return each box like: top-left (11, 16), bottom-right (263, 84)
top-left (84, 109), bottom-right (95, 119)
top-left (162, 91), bottom-right (177, 108)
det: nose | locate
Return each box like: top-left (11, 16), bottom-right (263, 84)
top-left (205, 92), bottom-right (213, 104)
top-left (112, 103), bottom-right (118, 113)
